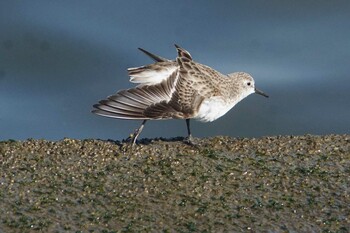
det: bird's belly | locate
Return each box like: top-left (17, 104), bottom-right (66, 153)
top-left (195, 97), bottom-right (237, 122)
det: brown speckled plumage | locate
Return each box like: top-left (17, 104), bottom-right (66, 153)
top-left (92, 45), bottom-right (268, 144)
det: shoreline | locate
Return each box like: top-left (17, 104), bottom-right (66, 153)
top-left (1, 134), bottom-right (349, 232)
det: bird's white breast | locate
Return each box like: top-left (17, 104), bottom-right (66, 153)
top-left (195, 97), bottom-right (240, 122)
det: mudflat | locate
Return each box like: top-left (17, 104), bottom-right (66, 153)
top-left (1, 135), bottom-right (349, 232)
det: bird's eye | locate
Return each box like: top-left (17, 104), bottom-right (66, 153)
top-left (247, 82), bottom-right (251, 86)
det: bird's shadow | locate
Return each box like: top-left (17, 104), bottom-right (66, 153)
top-left (124, 136), bottom-right (187, 145)
top-left (101, 136), bottom-right (199, 146)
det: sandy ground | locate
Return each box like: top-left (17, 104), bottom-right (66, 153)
top-left (0, 134), bottom-right (349, 232)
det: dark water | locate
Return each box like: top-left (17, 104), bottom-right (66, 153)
top-left (1, 1), bottom-right (350, 140)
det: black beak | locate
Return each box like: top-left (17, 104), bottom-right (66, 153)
top-left (255, 88), bottom-right (269, 98)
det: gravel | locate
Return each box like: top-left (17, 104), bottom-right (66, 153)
top-left (0, 134), bottom-right (349, 232)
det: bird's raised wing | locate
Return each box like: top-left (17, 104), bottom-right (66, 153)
top-left (128, 62), bottom-right (178, 86)
top-left (93, 45), bottom-right (222, 120)
top-left (137, 47), bottom-right (171, 62)
top-left (93, 65), bottom-right (180, 120)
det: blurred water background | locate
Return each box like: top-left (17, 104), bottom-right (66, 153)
top-left (1, 0), bottom-right (349, 140)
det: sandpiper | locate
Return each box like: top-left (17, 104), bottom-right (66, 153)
top-left (92, 44), bottom-right (268, 145)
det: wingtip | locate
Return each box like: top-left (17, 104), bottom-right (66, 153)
top-left (92, 104), bottom-right (100, 109)
top-left (174, 44), bottom-right (192, 60)
top-left (138, 47), bottom-right (145, 52)
top-left (137, 47), bottom-right (168, 62)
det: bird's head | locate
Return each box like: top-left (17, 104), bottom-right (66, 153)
top-left (227, 72), bottom-right (269, 98)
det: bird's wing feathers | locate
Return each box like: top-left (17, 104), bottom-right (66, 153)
top-left (138, 47), bottom-right (171, 62)
top-left (129, 47), bottom-right (176, 86)
top-left (143, 45), bottom-right (205, 119)
top-left (175, 44), bottom-right (193, 61)
top-left (93, 44), bottom-right (219, 120)
top-left (93, 69), bottom-right (179, 120)
top-left (128, 62), bottom-right (178, 86)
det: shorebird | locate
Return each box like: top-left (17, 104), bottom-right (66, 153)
top-left (92, 44), bottom-right (268, 145)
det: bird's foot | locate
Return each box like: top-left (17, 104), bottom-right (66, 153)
top-left (125, 129), bottom-right (140, 147)
top-left (183, 135), bottom-right (199, 146)
top-left (124, 120), bottom-right (147, 147)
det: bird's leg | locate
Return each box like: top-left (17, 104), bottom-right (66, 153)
top-left (184, 119), bottom-right (195, 145)
top-left (186, 119), bottom-right (192, 140)
top-left (128, 120), bottom-right (147, 146)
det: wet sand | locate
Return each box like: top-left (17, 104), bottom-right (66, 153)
top-left (0, 134), bottom-right (349, 232)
